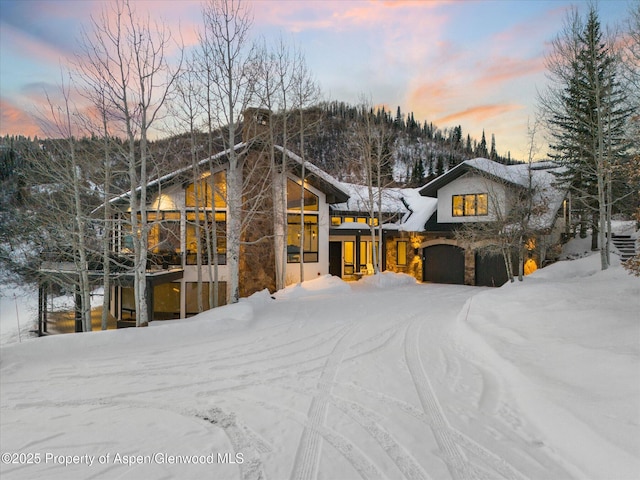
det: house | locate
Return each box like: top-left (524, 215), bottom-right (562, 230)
top-left (37, 111), bottom-right (349, 330)
top-left (405, 158), bottom-right (567, 286)
top-left (36, 110), bottom-right (567, 331)
top-left (104, 142), bottom-right (349, 325)
top-left (329, 158), bottom-right (568, 287)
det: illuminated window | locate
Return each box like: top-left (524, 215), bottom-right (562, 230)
top-left (452, 193), bottom-right (488, 217)
top-left (286, 178), bottom-right (318, 211)
top-left (357, 217), bottom-right (367, 224)
top-left (153, 283), bottom-right (181, 320)
top-left (344, 217), bottom-right (354, 223)
top-left (344, 241), bottom-right (354, 275)
top-left (331, 216), bottom-right (342, 226)
top-left (464, 194), bottom-right (476, 215)
top-left (121, 287), bottom-right (135, 320)
top-left (477, 194), bottom-right (488, 215)
top-left (186, 170), bottom-right (226, 208)
top-left (148, 212), bottom-right (181, 254)
top-left (359, 241), bottom-right (379, 270)
top-left (185, 212), bottom-right (226, 265)
top-left (368, 217), bottom-right (379, 226)
top-left (397, 241), bottom-right (408, 266)
top-left (287, 214), bottom-right (318, 263)
top-left (452, 196), bottom-right (464, 217)
top-left (185, 281), bottom-right (228, 315)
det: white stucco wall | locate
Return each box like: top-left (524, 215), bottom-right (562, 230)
top-left (437, 173), bottom-right (509, 223)
top-left (285, 179), bottom-right (330, 285)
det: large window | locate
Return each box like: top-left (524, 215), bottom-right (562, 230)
top-left (359, 240), bottom-right (379, 271)
top-left (148, 212), bottom-right (181, 267)
top-left (452, 193), bottom-right (488, 217)
top-left (286, 178), bottom-right (319, 263)
top-left (186, 170), bottom-right (226, 208)
top-left (185, 281), bottom-right (228, 315)
top-left (287, 214), bottom-right (318, 263)
top-left (185, 212), bottom-right (226, 265)
top-left (153, 283), bottom-right (181, 320)
top-left (185, 170), bottom-right (227, 266)
top-left (287, 178), bottom-right (318, 211)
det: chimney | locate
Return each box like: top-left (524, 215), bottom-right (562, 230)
top-left (242, 107), bottom-right (271, 143)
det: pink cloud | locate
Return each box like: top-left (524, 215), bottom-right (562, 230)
top-left (0, 98), bottom-right (43, 138)
top-left (435, 104), bottom-right (524, 124)
top-left (252, 0), bottom-right (449, 33)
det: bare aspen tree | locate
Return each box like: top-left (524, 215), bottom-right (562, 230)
top-left (33, 77), bottom-right (94, 331)
top-left (291, 55), bottom-right (320, 285)
top-left (77, 0), bottom-right (180, 325)
top-left (199, 0), bottom-right (257, 304)
top-left (172, 55), bottom-right (206, 312)
top-left (75, 65), bottom-right (122, 331)
top-left (254, 36), bottom-right (303, 290)
top-left (352, 99), bottom-right (394, 274)
top-left (193, 34), bottom-right (222, 308)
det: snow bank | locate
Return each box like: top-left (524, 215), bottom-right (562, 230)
top-left (273, 274), bottom-right (351, 300)
top-left (455, 254), bottom-right (640, 479)
top-left (357, 271), bottom-right (417, 288)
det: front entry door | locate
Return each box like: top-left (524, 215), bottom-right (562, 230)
top-left (329, 242), bottom-right (342, 277)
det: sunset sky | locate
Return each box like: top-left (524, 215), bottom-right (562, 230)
top-left (0, 0), bottom-right (633, 160)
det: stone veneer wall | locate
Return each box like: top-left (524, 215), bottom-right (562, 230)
top-left (384, 233), bottom-right (425, 282)
top-left (239, 148), bottom-right (276, 297)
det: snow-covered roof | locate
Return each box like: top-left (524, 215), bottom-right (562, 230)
top-left (419, 158), bottom-right (568, 231)
top-left (330, 183), bottom-right (437, 233)
top-left (331, 182), bottom-right (407, 214)
top-left (397, 189), bottom-right (438, 232)
top-left (102, 142), bottom-right (349, 210)
top-left (273, 146), bottom-right (349, 203)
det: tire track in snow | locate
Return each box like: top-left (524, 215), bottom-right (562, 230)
top-left (245, 395), bottom-right (385, 480)
top-left (335, 381), bottom-right (528, 480)
top-left (274, 381), bottom-right (431, 480)
top-left (330, 395), bottom-right (433, 480)
top-left (404, 318), bottom-right (473, 480)
top-left (290, 324), bottom-right (357, 480)
top-left (201, 407), bottom-right (268, 480)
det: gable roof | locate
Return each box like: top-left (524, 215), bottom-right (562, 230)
top-left (105, 142), bottom-right (349, 208)
top-left (273, 146), bottom-right (349, 204)
top-left (418, 157), bottom-right (568, 231)
top-left (419, 157), bottom-right (530, 197)
top-left (330, 183), bottom-right (438, 233)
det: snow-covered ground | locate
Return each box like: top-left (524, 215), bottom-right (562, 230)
top-left (1, 245), bottom-right (639, 479)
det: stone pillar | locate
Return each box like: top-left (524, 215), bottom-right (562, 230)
top-left (464, 248), bottom-right (475, 286)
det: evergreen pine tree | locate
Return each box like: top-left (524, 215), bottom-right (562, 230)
top-left (544, 5), bottom-right (631, 265)
top-left (476, 130), bottom-right (488, 157)
top-left (490, 133), bottom-right (497, 160)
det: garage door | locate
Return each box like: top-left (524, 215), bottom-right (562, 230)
top-left (475, 251), bottom-right (518, 287)
top-left (422, 245), bottom-right (465, 284)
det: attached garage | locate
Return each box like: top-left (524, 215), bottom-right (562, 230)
top-left (422, 244), bottom-right (465, 284)
top-left (475, 253), bottom-right (508, 287)
top-left (475, 250), bottom-right (518, 287)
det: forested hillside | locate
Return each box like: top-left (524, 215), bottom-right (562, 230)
top-left (300, 101), bottom-right (515, 186)
top-left (1, 100), bottom-right (515, 195)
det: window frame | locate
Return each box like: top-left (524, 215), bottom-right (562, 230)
top-left (397, 240), bottom-right (408, 266)
top-left (452, 193), bottom-right (488, 217)
top-left (286, 213), bottom-right (319, 263)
